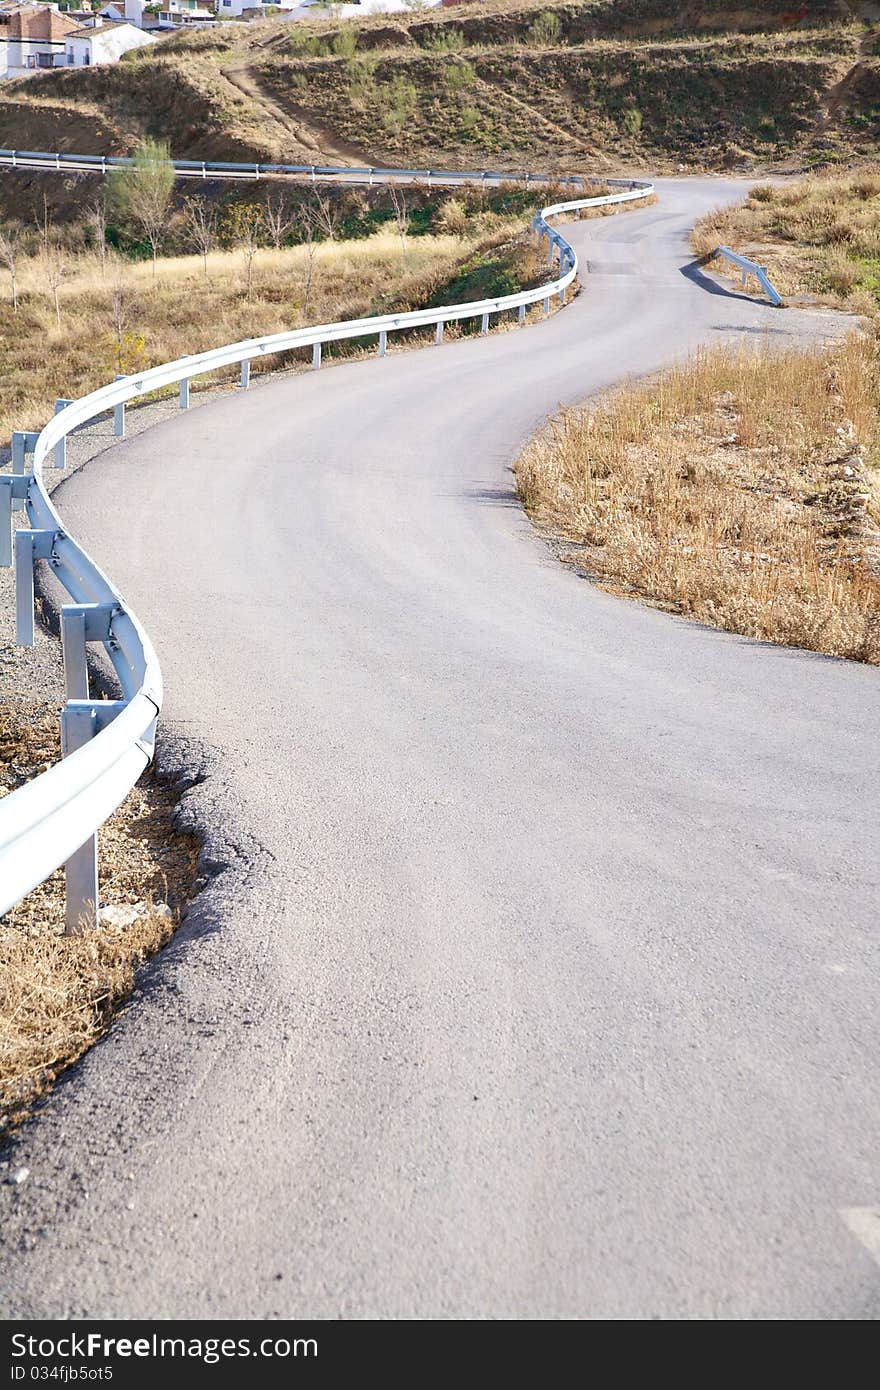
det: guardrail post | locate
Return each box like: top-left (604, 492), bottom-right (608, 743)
top-left (518, 304), bottom-right (526, 326)
top-left (0, 475), bottom-right (28, 566)
top-left (240, 359), bottom-right (250, 390)
top-left (54, 398), bottom-right (73, 469)
top-left (0, 483), bottom-right (12, 569)
top-left (201, 162), bottom-right (207, 179)
top-left (11, 430), bottom-right (38, 513)
top-left (543, 296), bottom-right (551, 316)
top-left (180, 376), bottom-right (190, 409)
top-left (435, 321), bottom-right (444, 345)
top-left (60, 702), bottom-right (99, 934)
top-left (547, 240), bottom-right (555, 266)
top-left (312, 343), bottom-right (322, 371)
top-left (480, 311), bottom-right (490, 336)
top-left (14, 528), bottom-right (56, 647)
top-left (113, 375), bottom-right (126, 437)
top-left (11, 430), bottom-right (27, 517)
top-left (61, 607), bottom-right (89, 700)
top-left (60, 601), bottom-right (114, 701)
top-left (378, 330), bottom-right (387, 358)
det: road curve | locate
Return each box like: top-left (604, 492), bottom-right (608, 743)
top-left (2, 178), bottom-right (879, 1320)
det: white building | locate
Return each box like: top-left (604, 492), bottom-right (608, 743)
top-left (157, 0), bottom-right (213, 21)
top-left (64, 15), bottom-right (155, 64)
top-left (0, 2), bottom-right (79, 79)
top-left (215, 0), bottom-right (295, 14)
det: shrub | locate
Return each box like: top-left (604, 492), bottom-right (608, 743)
top-left (332, 26), bottom-right (358, 59)
top-left (446, 61), bottom-right (476, 93)
top-left (622, 106), bottom-right (643, 137)
top-left (528, 11), bottom-right (562, 46)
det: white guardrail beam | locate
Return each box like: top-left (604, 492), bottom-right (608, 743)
top-left (0, 151), bottom-right (654, 932)
top-left (714, 245), bottom-right (783, 306)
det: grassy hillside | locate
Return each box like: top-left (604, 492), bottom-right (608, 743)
top-left (0, 0), bottom-right (876, 173)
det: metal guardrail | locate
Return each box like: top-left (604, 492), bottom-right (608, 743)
top-left (0, 147), bottom-right (592, 188)
top-left (0, 165), bottom-right (654, 932)
top-left (714, 245), bottom-right (783, 306)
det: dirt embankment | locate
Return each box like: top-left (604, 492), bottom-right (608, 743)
top-left (0, 4), bottom-right (874, 175)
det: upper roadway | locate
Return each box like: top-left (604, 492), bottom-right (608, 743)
top-left (2, 178), bottom-right (878, 1319)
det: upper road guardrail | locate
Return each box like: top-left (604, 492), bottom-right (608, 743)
top-left (0, 158), bottom-right (653, 932)
top-left (0, 147), bottom-right (589, 188)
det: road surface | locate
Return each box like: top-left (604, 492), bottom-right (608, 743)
top-left (2, 178), bottom-right (879, 1320)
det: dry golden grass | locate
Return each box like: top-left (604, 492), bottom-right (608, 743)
top-left (692, 169), bottom-right (880, 311)
top-left (0, 701), bottom-right (200, 1134)
top-left (517, 334), bottom-right (880, 664)
top-left (0, 225), bottom-right (535, 446)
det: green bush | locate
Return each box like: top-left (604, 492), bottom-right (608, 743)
top-left (446, 61), bottom-right (476, 93)
top-left (528, 11), bottom-right (562, 47)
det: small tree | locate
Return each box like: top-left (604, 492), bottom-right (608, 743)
top-left (85, 194), bottom-right (109, 278)
top-left (263, 190), bottom-right (293, 250)
top-left (389, 185), bottom-right (410, 260)
top-left (0, 224), bottom-right (23, 310)
top-left (221, 202), bottom-right (266, 300)
top-left (109, 274), bottom-right (127, 371)
top-left (313, 189), bottom-right (339, 242)
top-left (36, 191), bottom-right (52, 258)
top-left (294, 198), bottom-right (320, 313)
top-left (185, 195), bottom-right (218, 278)
top-left (106, 272), bottom-right (145, 375)
top-left (43, 241), bottom-right (67, 329)
top-left (109, 138), bottom-right (175, 281)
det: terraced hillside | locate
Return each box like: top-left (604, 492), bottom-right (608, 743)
top-left (0, 0), bottom-right (876, 171)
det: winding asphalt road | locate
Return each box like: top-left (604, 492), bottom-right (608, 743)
top-left (2, 178), bottom-right (879, 1320)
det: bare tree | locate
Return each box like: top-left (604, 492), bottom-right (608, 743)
top-left (263, 189), bottom-right (293, 250)
top-left (36, 190), bottom-right (52, 258)
top-left (109, 272), bottom-right (128, 372)
top-left (313, 189), bottom-right (339, 242)
top-left (0, 224), bottom-right (23, 310)
top-left (185, 195), bottom-right (218, 278)
top-left (42, 241), bottom-right (67, 328)
top-left (294, 198), bottom-right (321, 313)
top-left (109, 138), bottom-right (175, 282)
top-left (389, 185), bottom-right (410, 260)
top-left (221, 203), bottom-right (265, 300)
top-left (85, 194), bottom-right (109, 278)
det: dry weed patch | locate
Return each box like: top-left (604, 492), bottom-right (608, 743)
top-left (517, 335), bottom-right (880, 663)
top-left (0, 702), bottom-right (199, 1136)
top-left (0, 226), bottom-right (546, 446)
top-left (692, 170), bottom-right (880, 312)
